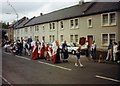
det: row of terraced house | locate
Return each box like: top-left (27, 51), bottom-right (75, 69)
top-left (8, 2), bottom-right (120, 52)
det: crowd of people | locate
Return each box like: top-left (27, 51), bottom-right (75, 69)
top-left (2, 37), bottom-right (120, 67)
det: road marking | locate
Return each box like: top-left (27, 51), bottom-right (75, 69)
top-left (3, 52), bottom-right (12, 55)
top-left (95, 75), bottom-right (120, 83)
top-left (0, 75), bottom-right (13, 86)
top-left (38, 61), bottom-right (72, 71)
top-left (15, 55), bottom-right (31, 60)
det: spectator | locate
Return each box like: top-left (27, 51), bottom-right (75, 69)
top-left (91, 41), bottom-right (97, 60)
top-left (113, 42), bottom-right (118, 62)
top-left (62, 40), bottom-right (69, 62)
top-left (117, 41), bottom-right (120, 63)
top-left (106, 40), bottom-right (113, 61)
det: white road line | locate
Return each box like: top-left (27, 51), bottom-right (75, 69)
top-left (0, 75), bottom-right (13, 86)
top-left (3, 52), bottom-right (12, 55)
top-left (95, 75), bottom-right (120, 83)
top-left (15, 55), bottom-right (31, 60)
top-left (38, 61), bottom-right (72, 71)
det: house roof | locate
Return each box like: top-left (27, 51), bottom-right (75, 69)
top-left (10, 17), bottom-right (28, 29)
top-left (23, 2), bottom-right (120, 27)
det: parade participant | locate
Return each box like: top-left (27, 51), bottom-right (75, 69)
top-left (25, 41), bottom-right (31, 56)
top-left (40, 37), bottom-right (46, 60)
top-left (32, 41), bottom-right (38, 60)
top-left (62, 40), bottom-right (69, 62)
top-left (38, 42), bottom-right (41, 58)
top-left (48, 44), bottom-right (53, 61)
top-left (52, 40), bottom-right (61, 63)
top-left (74, 44), bottom-right (83, 67)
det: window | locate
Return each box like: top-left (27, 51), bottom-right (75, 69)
top-left (102, 34), bottom-right (108, 45)
top-left (30, 26), bottom-right (32, 32)
top-left (35, 36), bottom-right (39, 40)
top-left (88, 18), bottom-right (92, 27)
top-left (25, 27), bottom-right (28, 33)
top-left (70, 35), bottom-right (73, 43)
top-left (101, 12), bottom-right (116, 26)
top-left (17, 30), bottom-right (19, 34)
top-left (75, 35), bottom-right (78, 43)
top-left (70, 19), bottom-right (79, 29)
top-left (102, 14), bottom-right (108, 25)
top-left (102, 33), bottom-right (116, 46)
top-left (53, 23), bottom-right (55, 30)
top-left (43, 25), bottom-right (45, 31)
top-left (75, 19), bottom-right (78, 28)
top-left (49, 23), bottom-right (52, 30)
top-left (70, 20), bottom-right (74, 28)
top-left (35, 25), bottom-right (39, 31)
top-left (60, 35), bottom-right (64, 42)
top-left (49, 35), bottom-right (52, 42)
top-left (110, 34), bottom-right (115, 42)
top-left (53, 35), bottom-right (55, 42)
top-left (60, 21), bottom-right (64, 29)
top-left (110, 13), bottom-right (116, 25)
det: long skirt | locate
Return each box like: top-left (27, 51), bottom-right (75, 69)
top-left (32, 46), bottom-right (38, 60)
top-left (40, 48), bottom-right (45, 58)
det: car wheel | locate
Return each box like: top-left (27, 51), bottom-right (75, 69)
top-left (72, 50), bottom-right (76, 55)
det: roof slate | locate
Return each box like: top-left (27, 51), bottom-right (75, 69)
top-left (23, 2), bottom-right (120, 27)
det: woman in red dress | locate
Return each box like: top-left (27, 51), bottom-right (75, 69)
top-left (32, 42), bottom-right (38, 60)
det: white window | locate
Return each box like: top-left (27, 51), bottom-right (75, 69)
top-left (60, 21), bottom-right (64, 29)
top-left (17, 30), bottom-right (19, 35)
top-left (35, 25), bottom-right (39, 32)
top-left (70, 35), bottom-right (73, 43)
top-left (49, 23), bottom-right (52, 30)
top-left (30, 26), bottom-right (32, 32)
top-left (102, 33), bottom-right (116, 46)
top-left (75, 35), bottom-right (78, 43)
top-left (52, 35), bottom-right (55, 42)
top-left (101, 12), bottom-right (116, 26)
top-left (60, 35), bottom-right (64, 42)
top-left (88, 18), bottom-right (92, 28)
top-left (102, 14), bottom-right (109, 25)
top-left (53, 23), bottom-right (55, 30)
top-left (102, 34), bottom-right (108, 45)
top-left (110, 13), bottom-right (116, 25)
top-left (70, 18), bottom-right (79, 29)
top-left (75, 19), bottom-right (79, 28)
top-left (49, 35), bottom-right (52, 42)
top-left (25, 27), bottom-right (28, 33)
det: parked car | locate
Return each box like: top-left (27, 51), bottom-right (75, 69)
top-left (60, 42), bottom-right (87, 55)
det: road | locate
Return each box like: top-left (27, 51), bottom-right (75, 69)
top-left (1, 50), bottom-right (120, 85)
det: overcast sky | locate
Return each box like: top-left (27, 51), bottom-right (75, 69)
top-left (0, 0), bottom-right (120, 24)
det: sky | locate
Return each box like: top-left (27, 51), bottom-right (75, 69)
top-left (0, 0), bottom-right (120, 24)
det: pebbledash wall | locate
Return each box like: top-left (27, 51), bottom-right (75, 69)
top-left (14, 2), bottom-right (120, 51)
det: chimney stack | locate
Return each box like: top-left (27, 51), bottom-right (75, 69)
top-left (40, 13), bottom-right (43, 16)
top-left (79, 0), bottom-right (84, 5)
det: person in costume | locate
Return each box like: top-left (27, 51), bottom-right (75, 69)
top-left (40, 37), bottom-right (46, 60)
top-left (62, 40), bottom-right (69, 62)
top-left (52, 40), bottom-right (61, 63)
top-left (32, 40), bottom-right (38, 60)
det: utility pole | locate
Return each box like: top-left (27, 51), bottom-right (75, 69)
top-left (7, 0), bottom-right (18, 22)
